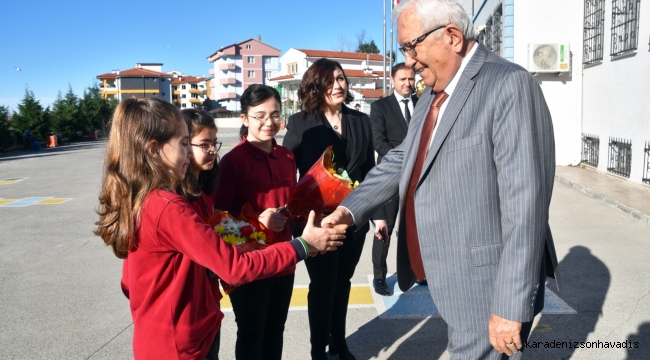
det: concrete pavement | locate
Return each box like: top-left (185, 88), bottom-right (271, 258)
top-left (0, 136), bottom-right (648, 359)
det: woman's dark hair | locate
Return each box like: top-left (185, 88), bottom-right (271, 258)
top-left (297, 58), bottom-right (354, 118)
top-left (181, 108), bottom-right (220, 195)
top-left (239, 84), bottom-right (282, 139)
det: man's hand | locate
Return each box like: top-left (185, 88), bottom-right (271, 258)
top-left (301, 211), bottom-right (348, 252)
top-left (488, 313), bottom-right (522, 356)
top-left (374, 219), bottom-right (389, 244)
top-left (321, 207), bottom-right (354, 228)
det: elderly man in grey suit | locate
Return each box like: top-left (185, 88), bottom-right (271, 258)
top-left (322, 0), bottom-right (559, 358)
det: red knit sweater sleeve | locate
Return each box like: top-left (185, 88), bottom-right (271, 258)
top-left (153, 192), bottom-right (298, 285)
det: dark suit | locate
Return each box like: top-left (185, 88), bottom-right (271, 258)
top-left (283, 105), bottom-right (375, 357)
top-left (369, 93), bottom-right (417, 281)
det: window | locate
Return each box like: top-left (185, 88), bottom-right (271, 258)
top-left (182, 85), bottom-right (186, 89)
top-left (265, 71), bottom-right (272, 79)
top-left (191, 84), bottom-right (198, 89)
top-left (181, 103), bottom-right (187, 108)
top-left (480, 5), bottom-right (503, 56)
top-left (173, 86), bottom-right (177, 90)
top-left (287, 62), bottom-right (298, 75)
top-left (265, 58), bottom-right (272, 64)
top-left (610, 0), bottom-right (640, 56)
top-left (607, 137), bottom-right (632, 177)
top-left (182, 94), bottom-right (186, 98)
top-left (248, 56), bottom-right (255, 63)
top-left (581, 133), bottom-right (600, 167)
top-left (583, 0), bottom-right (605, 63)
top-left (248, 71), bottom-right (255, 77)
top-left (246, 44), bottom-right (251, 49)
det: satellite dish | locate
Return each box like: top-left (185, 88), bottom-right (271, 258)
top-left (532, 44), bottom-right (558, 70)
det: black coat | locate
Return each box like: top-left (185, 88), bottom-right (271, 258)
top-left (283, 105), bottom-right (375, 234)
top-left (369, 93), bottom-right (418, 164)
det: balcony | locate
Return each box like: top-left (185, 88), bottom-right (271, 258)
top-left (188, 89), bottom-right (199, 94)
top-left (219, 77), bottom-right (236, 85)
top-left (209, 68), bottom-right (215, 75)
top-left (217, 92), bottom-right (237, 100)
top-left (189, 98), bottom-right (201, 103)
top-left (219, 63), bottom-right (236, 70)
top-left (173, 90), bottom-right (180, 95)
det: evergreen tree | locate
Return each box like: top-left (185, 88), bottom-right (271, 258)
top-left (356, 39), bottom-right (380, 54)
top-left (79, 81), bottom-right (111, 132)
top-left (0, 105), bottom-right (11, 148)
top-left (11, 87), bottom-right (49, 139)
top-left (51, 84), bottom-right (80, 139)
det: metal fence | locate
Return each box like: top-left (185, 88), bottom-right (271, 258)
top-left (607, 137), bottom-right (632, 177)
top-left (584, 0), bottom-right (605, 63)
top-left (484, 13), bottom-right (503, 56)
top-left (582, 134), bottom-right (600, 167)
top-left (610, 0), bottom-right (641, 56)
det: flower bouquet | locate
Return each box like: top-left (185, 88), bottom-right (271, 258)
top-left (279, 146), bottom-right (358, 227)
top-left (207, 203), bottom-right (274, 293)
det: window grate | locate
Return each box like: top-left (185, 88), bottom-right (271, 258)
top-left (584, 0), bottom-right (605, 63)
top-left (610, 0), bottom-right (640, 56)
top-left (607, 137), bottom-right (632, 177)
top-left (641, 141), bottom-right (650, 185)
top-left (582, 133), bottom-right (600, 167)
top-left (483, 7), bottom-right (503, 56)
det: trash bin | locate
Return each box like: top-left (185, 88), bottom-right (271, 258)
top-left (46, 133), bottom-right (58, 148)
top-left (89, 130), bottom-right (98, 140)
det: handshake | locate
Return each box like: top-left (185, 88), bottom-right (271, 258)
top-left (296, 208), bottom-right (355, 254)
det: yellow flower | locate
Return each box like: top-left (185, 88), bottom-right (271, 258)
top-left (214, 225), bottom-right (225, 234)
top-left (252, 232), bottom-right (267, 242)
top-left (222, 234), bottom-right (238, 245)
top-left (352, 180), bottom-right (359, 189)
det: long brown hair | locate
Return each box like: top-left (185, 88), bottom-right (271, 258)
top-left (181, 108), bottom-right (220, 196)
top-left (94, 98), bottom-right (189, 259)
top-left (297, 58), bottom-right (354, 118)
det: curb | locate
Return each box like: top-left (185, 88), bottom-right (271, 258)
top-left (555, 175), bottom-right (650, 229)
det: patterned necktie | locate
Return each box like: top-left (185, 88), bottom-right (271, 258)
top-left (404, 91), bottom-right (449, 281)
top-left (401, 98), bottom-right (411, 124)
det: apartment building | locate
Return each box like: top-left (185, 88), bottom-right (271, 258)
top-left (96, 63), bottom-right (172, 102)
top-left (207, 37), bottom-right (281, 112)
top-left (168, 72), bottom-right (209, 109)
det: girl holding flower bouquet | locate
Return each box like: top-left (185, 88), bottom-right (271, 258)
top-left (284, 58), bottom-right (376, 360)
top-left (95, 98), bottom-right (346, 360)
top-left (214, 84), bottom-right (297, 360)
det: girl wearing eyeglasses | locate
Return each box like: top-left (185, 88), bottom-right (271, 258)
top-left (214, 84), bottom-right (297, 360)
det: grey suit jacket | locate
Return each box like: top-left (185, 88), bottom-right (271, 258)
top-left (341, 43), bottom-right (559, 333)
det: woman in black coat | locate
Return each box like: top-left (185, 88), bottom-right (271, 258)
top-left (283, 58), bottom-right (375, 360)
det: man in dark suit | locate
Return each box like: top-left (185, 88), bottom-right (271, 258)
top-left (323, 0), bottom-right (559, 358)
top-left (369, 62), bottom-right (417, 296)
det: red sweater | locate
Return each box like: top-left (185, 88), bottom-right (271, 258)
top-left (121, 190), bottom-right (303, 359)
top-left (190, 189), bottom-right (222, 304)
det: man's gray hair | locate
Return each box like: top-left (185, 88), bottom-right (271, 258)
top-left (394, 0), bottom-right (477, 41)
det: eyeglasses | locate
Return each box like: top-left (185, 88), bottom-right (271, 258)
top-left (190, 140), bottom-right (222, 153)
top-left (398, 24), bottom-right (448, 57)
top-left (247, 113), bottom-right (282, 125)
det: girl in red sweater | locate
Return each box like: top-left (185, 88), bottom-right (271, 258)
top-left (214, 84), bottom-right (295, 360)
top-left (95, 98), bottom-right (346, 360)
top-left (181, 108), bottom-right (222, 359)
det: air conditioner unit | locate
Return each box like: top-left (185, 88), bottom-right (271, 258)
top-left (527, 43), bottom-right (570, 73)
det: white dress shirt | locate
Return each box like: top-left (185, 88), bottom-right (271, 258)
top-left (429, 42), bottom-right (477, 148)
top-left (393, 91), bottom-right (414, 123)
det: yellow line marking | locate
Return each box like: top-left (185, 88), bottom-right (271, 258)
top-left (219, 285), bottom-right (374, 309)
top-left (0, 199), bottom-right (17, 205)
top-left (36, 198), bottom-right (72, 205)
top-left (0, 181), bottom-right (14, 185)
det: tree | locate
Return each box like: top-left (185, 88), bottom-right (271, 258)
top-left (356, 40), bottom-right (380, 54)
top-left (0, 105), bottom-right (12, 148)
top-left (51, 85), bottom-right (81, 139)
top-left (79, 82), bottom-right (111, 132)
top-left (11, 87), bottom-right (49, 140)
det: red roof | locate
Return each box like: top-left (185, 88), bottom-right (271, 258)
top-left (269, 74), bottom-right (295, 81)
top-left (207, 38), bottom-right (282, 59)
top-left (297, 49), bottom-right (387, 61)
top-left (171, 76), bottom-right (207, 85)
top-left (342, 70), bottom-right (378, 78)
top-left (97, 67), bottom-right (171, 79)
top-left (360, 89), bottom-right (386, 99)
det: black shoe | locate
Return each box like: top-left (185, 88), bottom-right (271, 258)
top-left (373, 278), bottom-right (392, 296)
top-left (311, 351), bottom-right (328, 360)
top-left (416, 278), bottom-right (428, 286)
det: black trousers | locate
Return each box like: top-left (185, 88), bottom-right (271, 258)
top-left (229, 273), bottom-right (295, 360)
top-left (372, 195), bottom-right (399, 280)
top-left (205, 329), bottom-right (220, 360)
top-left (305, 227), bottom-right (367, 355)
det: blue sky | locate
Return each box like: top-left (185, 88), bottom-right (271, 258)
top-left (1, 0), bottom-right (402, 112)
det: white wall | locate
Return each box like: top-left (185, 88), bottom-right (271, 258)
top-left (582, 2), bottom-right (650, 183)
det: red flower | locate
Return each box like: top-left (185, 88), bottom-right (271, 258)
top-left (240, 225), bottom-right (254, 238)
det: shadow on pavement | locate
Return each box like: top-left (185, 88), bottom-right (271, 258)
top-left (525, 246), bottom-right (610, 359)
top-left (626, 322), bottom-right (650, 359)
top-left (0, 141), bottom-right (106, 162)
